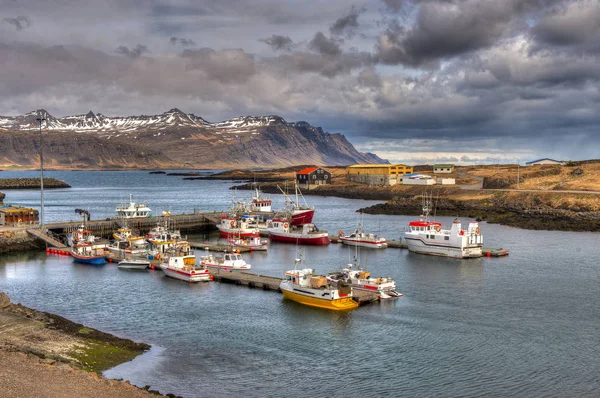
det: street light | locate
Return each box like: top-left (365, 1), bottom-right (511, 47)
top-left (36, 117), bottom-right (46, 228)
top-left (513, 157), bottom-right (520, 190)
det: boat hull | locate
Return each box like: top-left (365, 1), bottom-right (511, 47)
top-left (281, 288), bottom-right (358, 311)
top-left (217, 228), bottom-right (259, 238)
top-left (339, 238), bottom-right (388, 249)
top-left (201, 262), bottom-right (251, 271)
top-left (71, 252), bottom-right (106, 265)
top-left (118, 261), bottom-right (150, 270)
top-left (160, 266), bottom-right (210, 282)
top-left (405, 237), bottom-right (482, 258)
top-left (269, 233), bottom-right (330, 246)
top-left (291, 209), bottom-right (315, 226)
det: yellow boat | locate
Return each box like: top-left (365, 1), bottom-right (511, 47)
top-left (280, 268), bottom-right (359, 311)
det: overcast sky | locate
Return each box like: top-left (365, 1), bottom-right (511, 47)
top-left (1, 0), bottom-right (599, 164)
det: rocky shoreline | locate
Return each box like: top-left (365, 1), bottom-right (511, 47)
top-left (0, 178), bottom-right (71, 189)
top-left (357, 191), bottom-right (600, 232)
top-left (229, 181), bottom-right (600, 232)
top-left (0, 291), bottom-right (180, 397)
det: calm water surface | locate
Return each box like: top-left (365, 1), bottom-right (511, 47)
top-left (1, 170), bottom-right (599, 397)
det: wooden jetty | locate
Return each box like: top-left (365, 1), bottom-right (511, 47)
top-left (208, 269), bottom-right (379, 305)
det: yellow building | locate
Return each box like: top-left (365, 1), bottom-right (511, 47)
top-left (346, 164), bottom-right (414, 186)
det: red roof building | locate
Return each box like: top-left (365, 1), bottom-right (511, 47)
top-left (296, 167), bottom-right (331, 188)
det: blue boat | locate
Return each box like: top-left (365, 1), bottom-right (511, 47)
top-left (71, 241), bottom-right (107, 265)
top-left (71, 250), bottom-right (106, 265)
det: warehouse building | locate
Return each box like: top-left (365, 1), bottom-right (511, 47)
top-left (433, 164), bottom-right (455, 174)
top-left (346, 164), bottom-right (414, 186)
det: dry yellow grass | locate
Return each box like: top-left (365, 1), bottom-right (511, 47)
top-left (461, 163), bottom-right (600, 191)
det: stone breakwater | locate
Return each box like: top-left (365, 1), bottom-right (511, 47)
top-left (0, 228), bottom-right (45, 254)
top-left (0, 178), bottom-right (71, 190)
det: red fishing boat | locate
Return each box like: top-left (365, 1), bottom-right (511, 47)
top-left (267, 219), bottom-right (330, 245)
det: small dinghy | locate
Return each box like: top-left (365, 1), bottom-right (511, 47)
top-left (117, 259), bottom-right (150, 270)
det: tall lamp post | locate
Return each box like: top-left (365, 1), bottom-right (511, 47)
top-left (36, 117), bottom-right (46, 228)
top-left (513, 157), bottom-right (520, 190)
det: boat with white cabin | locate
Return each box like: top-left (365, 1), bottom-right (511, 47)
top-left (199, 252), bottom-right (251, 270)
top-left (327, 261), bottom-right (402, 299)
top-left (227, 235), bottom-right (268, 251)
top-left (267, 219), bottom-right (330, 245)
top-left (160, 252), bottom-right (210, 282)
top-left (216, 216), bottom-right (260, 238)
top-left (338, 225), bottom-right (387, 249)
top-left (115, 194), bottom-right (151, 218)
top-left (404, 196), bottom-right (483, 258)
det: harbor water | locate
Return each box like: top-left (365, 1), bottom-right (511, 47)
top-left (1, 170), bottom-right (599, 397)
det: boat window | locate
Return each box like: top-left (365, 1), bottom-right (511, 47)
top-left (431, 235), bottom-right (435, 239)
top-left (445, 236), bottom-right (449, 241)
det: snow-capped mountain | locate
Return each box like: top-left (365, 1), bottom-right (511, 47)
top-left (0, 109), bottom-right (387, 169)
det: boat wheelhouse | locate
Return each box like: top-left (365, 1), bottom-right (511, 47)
top-left (115, 194), bottom-right (151, 218)
top-left (200, 252), bottom-right (252, 270)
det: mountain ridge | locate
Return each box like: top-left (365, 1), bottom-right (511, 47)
top-left (0, 109), bottom-right (387, 169)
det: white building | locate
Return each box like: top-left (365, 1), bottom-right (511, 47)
top-left (525, 158), bottom-right (565, 166)
top-left (433, 164), bottom-right (454, 173)
top-left (402, 174), bottom-right (436, 185)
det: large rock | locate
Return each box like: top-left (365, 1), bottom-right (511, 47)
top-left (0, 191), bottom-right (5, 204)
top-left (0, 292), bottom-right (10, 309)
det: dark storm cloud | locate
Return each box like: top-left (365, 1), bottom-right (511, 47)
top-left (309, 32), bottom-right (342, 56)
top-left (376, 1), bottom-right (516, 66)
top-left (3, 15), bottom-right (31, 31)
top-left (115, 44), bottom-right (150, 58)
top-left (259, 35), bottom-right (294, 52)
top-left (1, 0), bottom-right (600, 162)
top-left (170, 37), bottom-right (197, 47)
top-left (330, 6), bottom-right (365, 38)
top-left (532, 0), bottom-right (600, 51)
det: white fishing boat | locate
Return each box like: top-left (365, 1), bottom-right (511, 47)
top-left (227, 235), bottom-right (269, 251)
top-left (106, 240), bottom-right (149, 257)
top-left (249, 188), bottom-right (272, 213)
top-left (200, 252), bottom-right (251, 270)
top-left (117, 259), bottom-right (150, 270)
top-left (115, 194), bottom-right (151, 218)
top-left (338, 225), bottom-right (387, 249)
top-left (160, 253), bottom-right (210, 283)
top-left (279, 252), bottom-right (358, 311)
top-left (327, 261), bottom-right (402, 299)
top-left (404, 196), bottom-right (483, 258)
top-left (216, 216), bottom-right (260, 238)
top-left (267, 220), bottom-right (330, 245)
